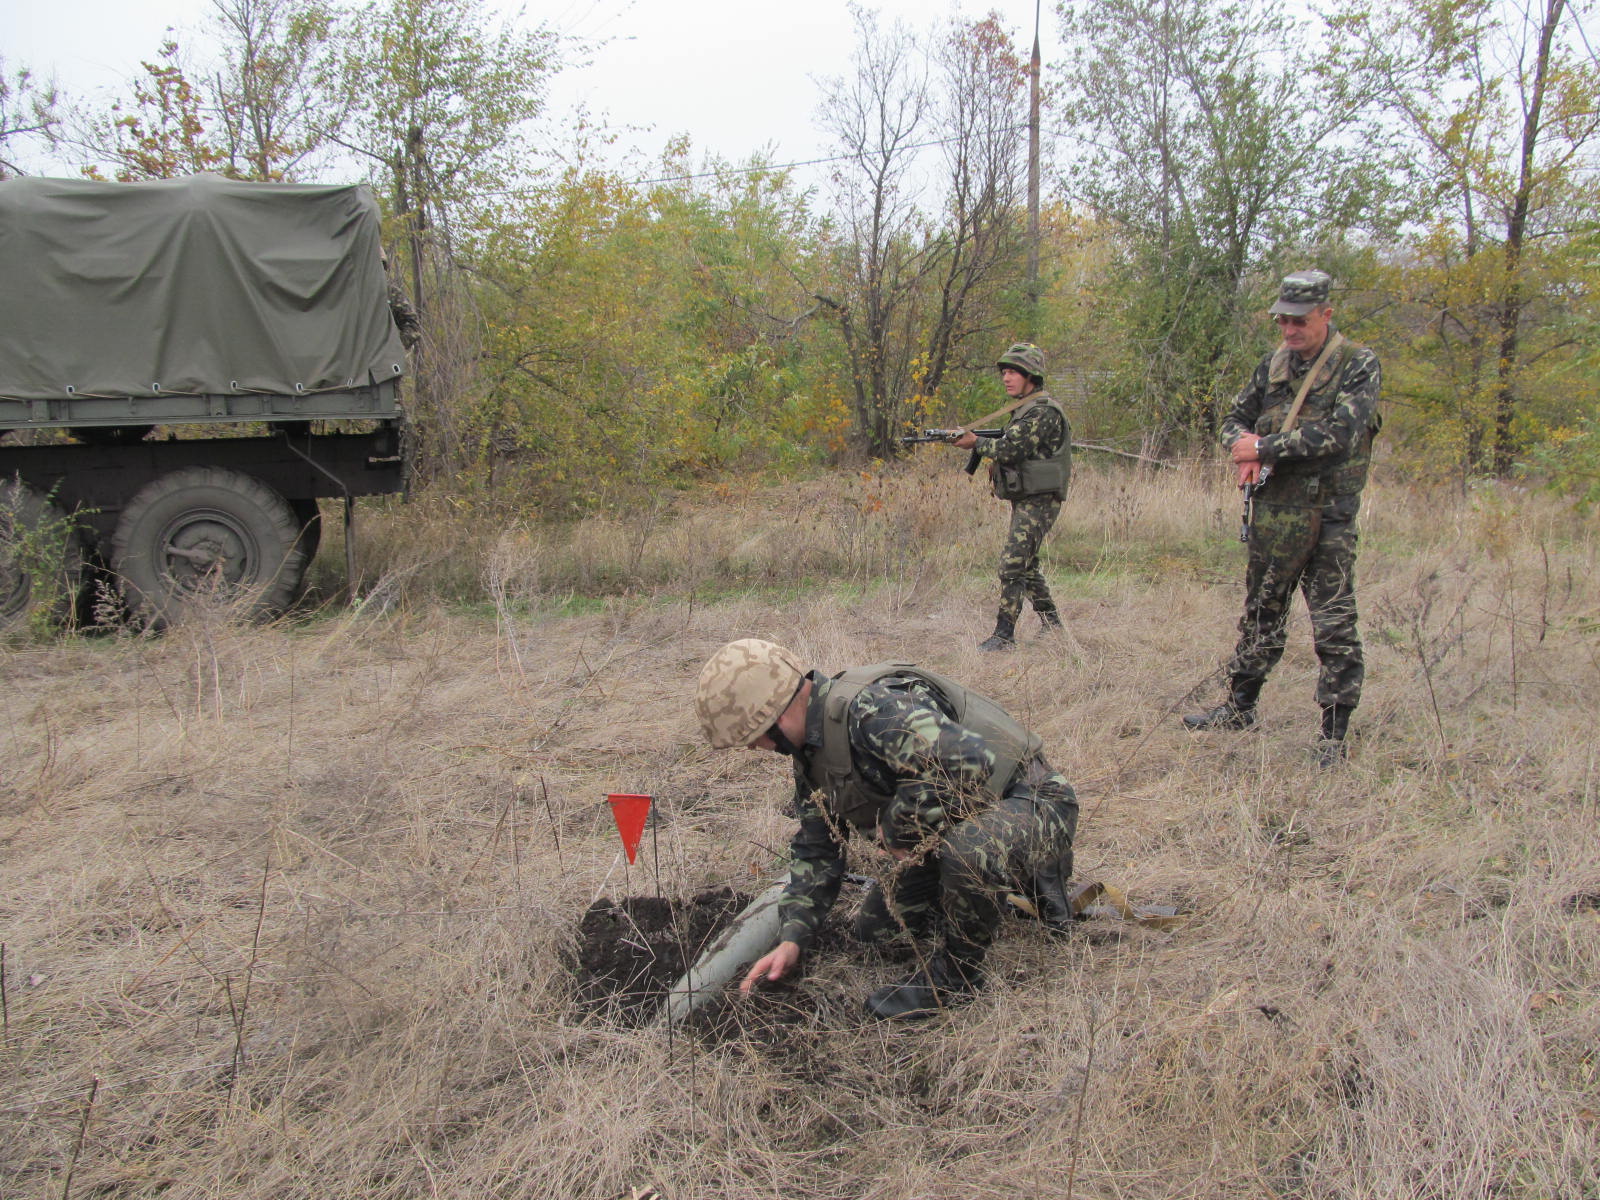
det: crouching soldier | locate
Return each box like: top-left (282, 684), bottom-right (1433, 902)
top-left (694, 638), bottom-right (1079, 1020)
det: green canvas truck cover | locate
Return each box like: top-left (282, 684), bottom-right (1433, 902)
top-left (0, 175), bottom-right (406, 402)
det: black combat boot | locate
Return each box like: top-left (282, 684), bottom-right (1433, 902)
top-left (1317, 703), bottom-right (1354, 768)
top-left (864, 949), bottom-right (984, 1020)
top-left (1182, 677), bottom-right (1263, 731)
top-left (977, 615), bottom-right (1017, 652)
top-left (1030, 853), bottom-right (1077, 932)
top-left (1036, 604), bottom-right (1065, 632)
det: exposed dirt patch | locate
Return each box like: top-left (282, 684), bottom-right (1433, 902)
top-left (569, 883), bottom-right (1104, 1051)
top-left (570, 887), bottom-right (873, 1052)
top-left (571, 887), bottom-right (751, 1026)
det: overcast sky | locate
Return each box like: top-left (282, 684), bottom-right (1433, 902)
top-left (3, 0), bottom-right (1049, 182)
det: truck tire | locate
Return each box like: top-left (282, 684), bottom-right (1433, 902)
top-left (1, 484), bottom-right (86, 633)
top-left (290, 498), bottom-right (323, 565)
top-left (112, 467), bottom-right (307, 628)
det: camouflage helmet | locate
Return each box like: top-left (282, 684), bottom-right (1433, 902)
top-left (695, 638), bottom-right (805, 749)
top-left (996, 342), bottom-right (1046, 382)
top-left (1269, 269), bottom-right (1333, 316)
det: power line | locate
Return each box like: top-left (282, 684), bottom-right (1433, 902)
top-left (628, 126), bottom-right (1028, 187)
top-left (475, 122), bottom-right (1029, 199)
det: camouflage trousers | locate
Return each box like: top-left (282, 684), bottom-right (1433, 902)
top-left (1229, 500), bottom-right (1364, 708)
top-left (997, 495), bottom-right (1062, 623)
top-left (854, 761), bottom-right (1077, 962)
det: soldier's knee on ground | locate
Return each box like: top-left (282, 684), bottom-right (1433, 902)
top-left (852, 883), bottom-right (908, 943)
top-left (850, 878), bottom-right (938, 944)
top-left (936, 842), bottom-right (1006, 940)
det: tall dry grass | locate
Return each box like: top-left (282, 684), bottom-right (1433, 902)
top-left (2, 459), bottom-right (1597, 1199)
top-left (340, 452), bottom-right (1227, 613)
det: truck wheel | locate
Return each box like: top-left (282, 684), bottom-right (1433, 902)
top-left (290, 499), bottom-right (323, 564)
top-left (112, 467), bottom-right (307, 628)
top-left (1, 484), bottom-right (86, 633)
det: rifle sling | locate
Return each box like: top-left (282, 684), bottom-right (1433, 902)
top-left (1280, 332), bottom-right (1345, 433)
top-left (960, 393), bottom-right (1035, 433)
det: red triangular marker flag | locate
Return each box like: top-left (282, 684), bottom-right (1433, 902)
top-left (607, 793), bottom-right (653, 864)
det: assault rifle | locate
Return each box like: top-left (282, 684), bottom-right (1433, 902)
top-left (900, 427), bottom-right (1003, 476)
top-left (1239, 465), bottom-right (1273, 543)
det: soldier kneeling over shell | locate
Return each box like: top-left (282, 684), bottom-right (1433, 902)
top-left (695, 639), bottom-right (1079, 1020)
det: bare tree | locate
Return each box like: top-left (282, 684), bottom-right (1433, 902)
top-left (923, 13), bottom-right (1028, 402)
top-left (205, 0), bottom-right (342, 180)
top-left (815, 9), bottom-right (1030, 457)
top-left (1, 59), bottom-right (64, 178)
top-left (815, 8), bottom-right (935, 456)
top-left (1488, 0), bottom-right (1591, 474)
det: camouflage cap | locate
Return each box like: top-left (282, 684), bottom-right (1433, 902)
top-left (1268, 270), bottom-right (1333, 316)
top-left (996, 342), bottom-right (1046, 381)
top-left (695, 638), bottom-right (805, 749)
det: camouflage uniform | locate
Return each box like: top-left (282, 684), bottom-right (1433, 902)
top-left (387, 279), bottom-right (421, 350)
top-left (776, 670), bottom-right (1078, 963)
top-left (380, 248), bottom-right (421, 351)
top-left (1218, 326), bottom-right (1381, 710)
top-left (972, 392), bottom-right (1070, 627)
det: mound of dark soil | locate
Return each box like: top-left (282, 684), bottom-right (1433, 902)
top-left (568, 880), bottom-right (1095, 1044)
top-left (571, 887), bottom-right (750, 1026)
top-left (569, 886), bottom-right (867, 1051)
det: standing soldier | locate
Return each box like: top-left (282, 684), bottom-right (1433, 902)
top-left (953, 343), bottom-right (1071, 650)
top-left (695, 639), bottom-right (1079, 1020)
top-left (1183, 270), bottom-right (1382, 766)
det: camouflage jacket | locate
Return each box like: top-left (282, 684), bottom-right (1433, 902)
top-left (973, 389), bottom-right (1070, 500)
top-left (776, 670), bottom-right (1002, 947)
top-left (387, 280), bottom-right (421, 350)
top-left (1221, 329), bottom-right (1382, 505)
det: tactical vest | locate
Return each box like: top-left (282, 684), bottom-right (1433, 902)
top-left (1252, 338), bottom-right (1381, 506)
top-left (798, 663), bottom-right (1044, 832)
top-left (992, 392), bottom-right (1072, 502)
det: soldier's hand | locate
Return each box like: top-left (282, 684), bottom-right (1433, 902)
top-left (1229, 435), bottom-right (1262, 465)
top-left (741, 940), bottom-right (801, 993)
top-left (1237, 461), bottom-right (1262, 488)
top-left (952, 430), bottom-right (978, 450)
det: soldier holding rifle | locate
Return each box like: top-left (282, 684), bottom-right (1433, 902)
top-left (1183, 270), bottom-right (1382, 766)
top-left (946, 342), bottom-right (1072, 651)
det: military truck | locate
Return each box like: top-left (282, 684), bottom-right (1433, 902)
top-left (0, 175), bottom-right (409, 630)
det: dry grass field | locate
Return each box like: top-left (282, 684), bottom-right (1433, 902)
top-left (3, 457), bottom-right (1597, 1200)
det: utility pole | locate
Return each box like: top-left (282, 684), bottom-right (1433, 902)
top-left (1026, 0), bottom-right (1042, 340)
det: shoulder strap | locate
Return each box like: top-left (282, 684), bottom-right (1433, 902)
top-left (1280, 332), bottom-right (1345, 433)
top-left (815, 663), bottom-right (917, 780)
top-left (960, 392), bottom-right (1039, 433)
